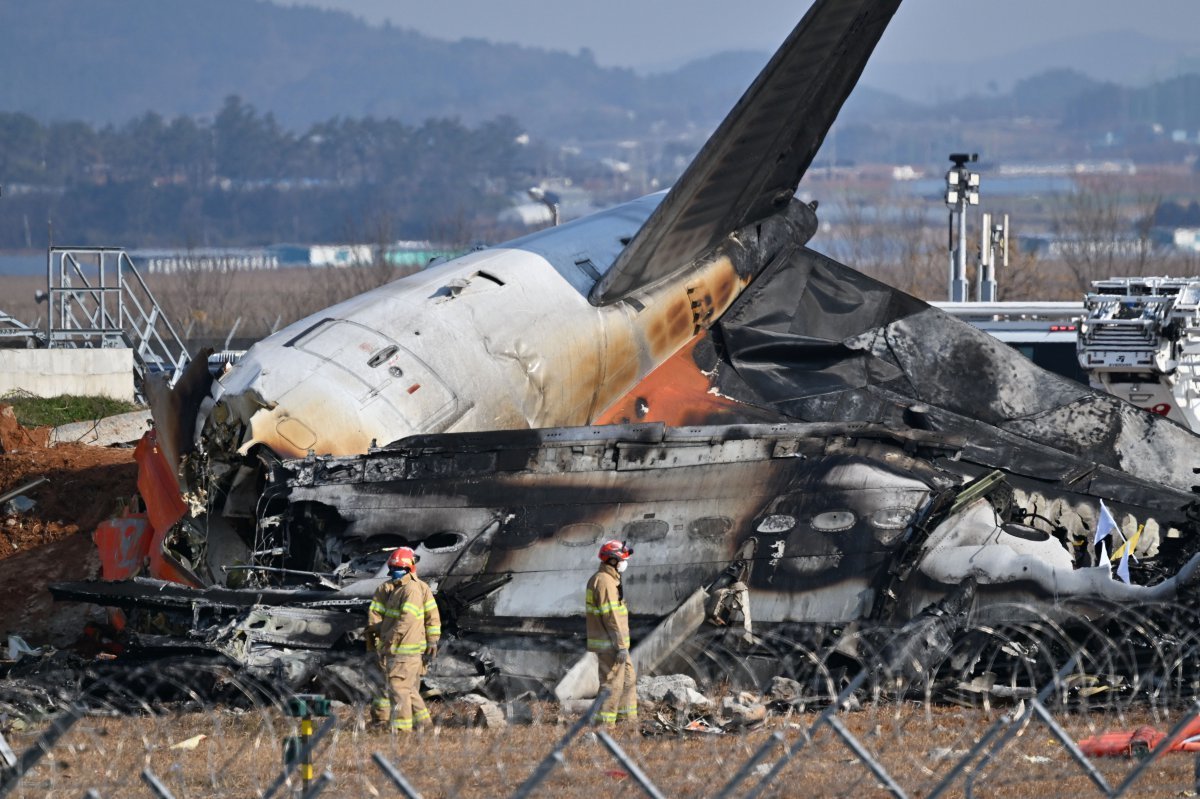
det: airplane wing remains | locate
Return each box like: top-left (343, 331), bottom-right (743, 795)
top-left (589, 0), bottom-right (902, 306)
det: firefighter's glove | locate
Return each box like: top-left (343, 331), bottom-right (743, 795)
top-left (616, 648), bottom-right (630, 665)
top-left (365, 631), bottom-right (379, 653)
top-left (423, 644), bottom-right (438, 666)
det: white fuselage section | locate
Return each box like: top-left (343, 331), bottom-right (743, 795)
top-left (205, 192), bottom-right (754, 458)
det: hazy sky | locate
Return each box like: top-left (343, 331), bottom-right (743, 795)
top-left (272, 0), bottom-right (1197, 70)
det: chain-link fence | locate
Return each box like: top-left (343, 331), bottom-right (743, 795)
top-left (4, 601), bottom-right (1200, 798)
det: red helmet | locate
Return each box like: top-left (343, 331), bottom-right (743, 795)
top-left (387, 546), bottom-right (418, 571)
top-left (598, 540), bottom-right (633, 562)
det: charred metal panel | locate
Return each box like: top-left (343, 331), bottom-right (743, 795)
top-left (709, 246), bottom-right (1200, 495)
top-left (277, 422), bottom-right (1126, 627)
top-left (131, 413), bottom-right (1200, 636)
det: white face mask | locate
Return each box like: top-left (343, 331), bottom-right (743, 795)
top-left (616, 560), bottom-right (628, 573)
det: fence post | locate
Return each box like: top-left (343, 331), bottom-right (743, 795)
top-left (261, 716), bottom-right (336, 799)
top-left (299, 770), bottom-right (334, 799)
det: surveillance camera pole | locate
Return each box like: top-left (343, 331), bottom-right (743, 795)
top-left (944, 153), bottom-right (979, 302)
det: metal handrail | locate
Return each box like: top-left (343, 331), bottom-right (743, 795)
top-left (44, 246), bottom-right (191, 391)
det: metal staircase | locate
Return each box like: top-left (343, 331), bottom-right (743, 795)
top-left (45, 247), bottom-right (190, 393)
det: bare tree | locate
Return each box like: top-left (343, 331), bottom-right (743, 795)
top-left (824, 189), bottom-right (945, 301)
top-left (1051, 177), bottom-right (1162, 291)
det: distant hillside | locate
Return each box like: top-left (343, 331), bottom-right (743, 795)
top-left (3, 0), bottom-right (1199, 170)
top-left (0, 0), bottom-right (786, 142)
top-left (0, 0), bottom-right (648, 138)
top-left (863, 30), bottom-right (1200, 105)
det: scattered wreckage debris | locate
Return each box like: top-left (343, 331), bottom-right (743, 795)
top-left (49, 410), bottom-right (151, 448)
top-left (1078, 720), bottom-right (1200, 759)
top-left (49, 414), bottom-right (1200, 700)
top-left (35, 0), bottom-right (1200, 710)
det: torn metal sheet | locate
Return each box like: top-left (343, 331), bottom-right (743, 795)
top-left (57, 415), bottom-right (1200, 691)
top-left (50, 0), bottom-right (1200, 697)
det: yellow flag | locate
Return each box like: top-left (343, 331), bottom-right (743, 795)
top-left (1110, 524), bottom-right (1144, 561)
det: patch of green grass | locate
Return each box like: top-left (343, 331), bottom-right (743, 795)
top-left (1, 391), bottom-right (140, 428)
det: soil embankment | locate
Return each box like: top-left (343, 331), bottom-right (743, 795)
top-left (0, 404), bottom-right (137, 646)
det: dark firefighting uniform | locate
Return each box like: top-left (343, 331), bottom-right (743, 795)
top-left (585, 562), bottom-right (637, 723)
top-left (367, 572), bottom-right (441, 731)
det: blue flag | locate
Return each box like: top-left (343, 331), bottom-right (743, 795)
top-left (1094, 500), bottom-right (1119, 546)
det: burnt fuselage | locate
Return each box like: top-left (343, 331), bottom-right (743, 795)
top-left (277, 420), bottom-right (1200, 638)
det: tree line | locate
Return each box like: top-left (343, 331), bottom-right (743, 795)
top-left (0, 97), bottom-right (563, 249)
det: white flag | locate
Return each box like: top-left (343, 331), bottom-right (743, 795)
top-left (1117, 544), bottom-right (1132, 584)
top-left (1094, 500), bottom-right (1119, 545)
top-left (1099, 541), bottom-right (1111, 577)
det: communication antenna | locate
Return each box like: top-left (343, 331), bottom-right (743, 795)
top-left (944, 153), bottom-right (979, 302)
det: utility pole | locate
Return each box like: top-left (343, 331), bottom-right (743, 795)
top-left (978, 212), bottom-right (1008, 302)
top-left (944, 153), bottom-right (979, 302)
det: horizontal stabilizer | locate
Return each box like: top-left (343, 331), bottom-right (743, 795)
top-left (590, 0), bottom-right (901, 305)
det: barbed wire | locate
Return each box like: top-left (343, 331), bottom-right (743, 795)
top-left (3, 602), bottom-right (1200, 798)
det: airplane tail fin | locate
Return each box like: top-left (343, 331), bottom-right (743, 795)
top-left (590, 0), bottom-right (901, 306)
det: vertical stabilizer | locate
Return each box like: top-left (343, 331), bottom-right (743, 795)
top-left (590, 0), bottom-right (902, 305)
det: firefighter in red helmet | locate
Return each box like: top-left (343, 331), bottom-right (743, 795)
top-left (586, 539), bottom-right (637, 724)
top-left (366, 546), bottom-right (441, 732)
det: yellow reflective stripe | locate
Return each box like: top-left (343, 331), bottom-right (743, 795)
top-left (390, 642), bottom-right (427, 654)
top-left (392, 718), bottom-right (413, 730)
top-left (586, 600), bottom-right (627, 615)
top-left (370, 601), bottom-right (404, 619)
top-left (423, 599), bottom-right (438, 611)
top-left (588, 633), bottom-right (631, 648)
top-left (596, 711), bottom-right (617, 723)
top-left (401, 602), bottom-right (424, 616)
top-left (372, 698), bottom-right (391, 709)
top-left (425, 625), bottom-right (441, 635)
top-left (413, 708), bottom-right (431, 721)
top-left (617, 706), bottom-right (638, 715)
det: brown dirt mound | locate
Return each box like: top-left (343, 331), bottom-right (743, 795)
top-left (0, 404), bottom-right (138, 646)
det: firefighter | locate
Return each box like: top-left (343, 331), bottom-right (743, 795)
top-left (366, 546), bottom-right (441, 732)
top-left (586, 539), bottom-right (637, 724)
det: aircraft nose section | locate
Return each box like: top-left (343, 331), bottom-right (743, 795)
top-left (209, 320), bottom-right (467, 459)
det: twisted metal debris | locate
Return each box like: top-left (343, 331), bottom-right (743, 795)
top-left (2, 602), bottom-right (1200, 798)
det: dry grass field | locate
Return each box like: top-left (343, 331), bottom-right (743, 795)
top-left (6, 695), bottom-right (1200, 798)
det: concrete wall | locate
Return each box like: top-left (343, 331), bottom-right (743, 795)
top-left (0, 349), bottom-right (135, 402)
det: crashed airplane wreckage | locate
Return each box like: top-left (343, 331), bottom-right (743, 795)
top-left (52, 0), bottom-right (1200, 697)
